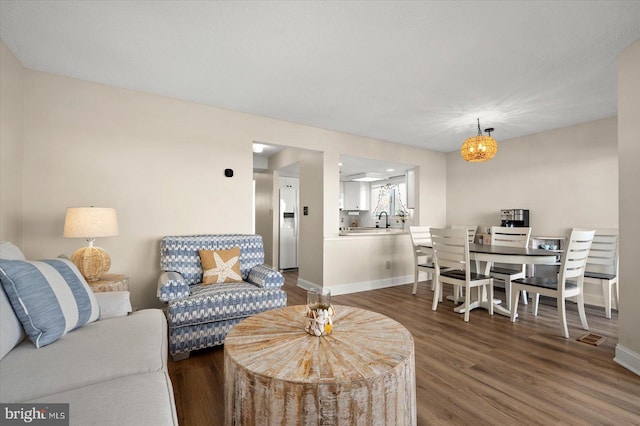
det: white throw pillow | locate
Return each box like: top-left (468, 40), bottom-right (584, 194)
top-left (0, 241), bottom-right (26, 261)
top-left (94, 291), bottom-right (132, 319)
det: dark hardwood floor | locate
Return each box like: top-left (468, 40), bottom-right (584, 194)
top-left (168, 271), bottom-right (640, 425)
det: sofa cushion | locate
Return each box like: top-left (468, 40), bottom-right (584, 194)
top-left (0, 258), bottom-right (100, 348)
top-left (27, 372), bottom-right (178, 426)
top-left (167, 283), bottom-right (287, 327)
top-left (0, 241), bottom-right (26, 261)
top-left (0, 309), bottom-right (167, 403)
top-left (0, 243), bottom-right (28, 360)
top-left (0, 287), bottom-right (25, 360)
top-left (199, 247), bottom-right (242, 284)
top-left (170, 316), bottom-right (246, 355)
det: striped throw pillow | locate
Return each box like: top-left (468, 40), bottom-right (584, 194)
top-left (0, 258), bottom-right (100, 348)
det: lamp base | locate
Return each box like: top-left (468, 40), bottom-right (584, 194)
top-left (71, 246), bottom-right (111, 282)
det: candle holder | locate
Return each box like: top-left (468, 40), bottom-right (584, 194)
top-left (305, 288), bottom-right (334, 336)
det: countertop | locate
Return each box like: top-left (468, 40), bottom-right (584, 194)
top-left (339, 227), bottom-right (407, 236)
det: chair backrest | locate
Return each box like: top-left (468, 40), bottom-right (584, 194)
top-left (409, 226), bottom-right (431, 250)
top-left (490, 226), bottom-right (532, 248)
top-left (451, 225), bottom-right (477, 244)
top-left (160, 234), bottom-right (265, 285)
top-left (585, 229), bottom-right (618, 276)
top-left (559, 228), bottom-right (595, 285)
top-left (431, 228), bottom-right (470, 278)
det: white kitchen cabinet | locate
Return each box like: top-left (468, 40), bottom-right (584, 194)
top-left (343, 181), bottom-right (370, 211)
top-left (339, 181), bottom-right (345, 210)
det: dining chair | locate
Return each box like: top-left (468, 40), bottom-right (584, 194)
top-left (510, 228), bottom-right (595, 338)
top-left (431, 227), bottom-right (493, 322)
top-left (582, 229), bottom-right (619, 319)
top-left (451, 225), bottom-right (478, 244)
top-left (490, 226), bottom-right (532, 310)
top-left (408, 226), bottom-right (435, 295)
top-left (449, 225), bottom-right (479, 301)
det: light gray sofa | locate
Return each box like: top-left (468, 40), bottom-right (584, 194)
top-left (0, 242), bottom-right (178, 426)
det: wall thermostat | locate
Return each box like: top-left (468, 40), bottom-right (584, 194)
top-left (224, 169), bottom-right (234, 177)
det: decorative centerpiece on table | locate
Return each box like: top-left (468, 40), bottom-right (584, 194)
top-left (305, 288), bottom-right (334, 336)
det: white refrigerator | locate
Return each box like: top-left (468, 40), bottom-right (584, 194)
top-left (279, 187), bottom-right (298, 269)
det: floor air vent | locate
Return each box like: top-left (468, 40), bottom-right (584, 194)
top-left (577, 333), bottom-right (606, 346)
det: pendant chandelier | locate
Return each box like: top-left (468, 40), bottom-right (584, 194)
top-left (461, 118), bottom-right (497, 162)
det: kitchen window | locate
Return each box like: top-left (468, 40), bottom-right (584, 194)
top-left (371, 177), bottom-right (411, 222)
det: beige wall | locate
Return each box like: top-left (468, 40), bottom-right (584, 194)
top-left (4, 39), bottom-right (638, 376)
top-left (298, 151), bottom-right (325, 285)
top-left (253, 172), bottom-right (274, 267)
top-left (21, 70), bottom-right (255, 309)
top-left (617, 38), bottom-right (640, 374)
top-left (323, 234), bottom-right (414, 293)
top-left (255, 137), bottom-right (447, 291)
top-left (265, 147), bottom-right (323, 283)
top-left (2, 48), bottom-right (446, 308)
top-left (317, 139), bottom-right (447, 290)
top-left (446, 117), bottom-right (618, 236)
top-left (0, 41), bottom-right (24, 245)
top-left (446, 117), bottom-right (618, 308)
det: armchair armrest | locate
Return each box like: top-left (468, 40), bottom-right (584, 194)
top-left (157, 271), bottom-right (190, 302)
top-left (247, 264), bottom-right (284, 289)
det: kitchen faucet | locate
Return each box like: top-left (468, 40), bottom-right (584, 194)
top-left (378, 211), bottom-right (390, 228)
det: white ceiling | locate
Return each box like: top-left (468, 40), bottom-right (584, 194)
top-left (2, 1), bottom-right (640, 152)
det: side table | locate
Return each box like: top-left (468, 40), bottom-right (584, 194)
top-left (88, 274), bottom-right (129, 293)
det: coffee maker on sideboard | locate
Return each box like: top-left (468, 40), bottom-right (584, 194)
top-left (500, 209), bottom-right (530, 227)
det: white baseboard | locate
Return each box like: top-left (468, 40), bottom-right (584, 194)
top-left (584, 293), bottom-right (606, 309)
top-left (296, 278), bottom-right (320, 291)
top-left (614, 344), bottom-right (640, 377)
top-left (297, 275), bottom-right (413, 296)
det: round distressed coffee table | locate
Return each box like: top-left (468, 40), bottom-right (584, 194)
top-left (224, 305), bottom-right (416, 425)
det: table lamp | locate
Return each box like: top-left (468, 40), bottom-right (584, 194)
top-left (63, 207), bottom-right (119, 282)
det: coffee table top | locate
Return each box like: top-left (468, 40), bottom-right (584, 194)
top-left (224, 305), bottom-right (414, 384)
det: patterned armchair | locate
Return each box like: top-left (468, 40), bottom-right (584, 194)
top-left (157, 234), bottom-right (287, 360)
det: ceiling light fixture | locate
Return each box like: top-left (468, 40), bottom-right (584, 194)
top-left (347, 172), bottom-right (387, 182)
top-left (461, 118), bottom-right (498, 162)
top-left (252, 143), bottom-right (264, 153)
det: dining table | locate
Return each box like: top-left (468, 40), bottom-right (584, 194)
top-left (419, 243), bottom-right (562, 317)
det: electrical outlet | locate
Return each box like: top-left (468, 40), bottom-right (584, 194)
top-left (385, 260), bottom-right (392, 269)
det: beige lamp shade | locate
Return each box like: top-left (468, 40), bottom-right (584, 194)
top-left (63, 207), bottom-right (119, 238)
top-left (64, 207), bottom-right (119, 282)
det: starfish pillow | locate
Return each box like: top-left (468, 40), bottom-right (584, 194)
top-left (199, 247), bottom-right (243, 284)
